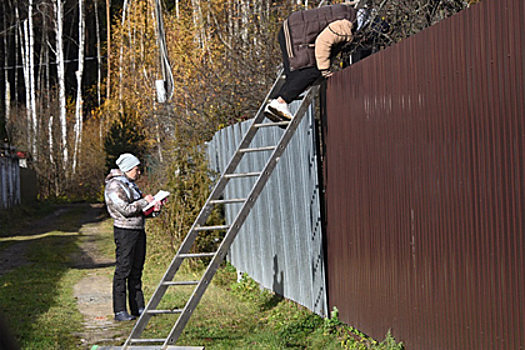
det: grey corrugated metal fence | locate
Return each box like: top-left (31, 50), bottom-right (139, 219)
top-left (0, 144), bottom-right (20, 210)
top-left (323, 0), bottom-right (524, 349)
top-left (207, 102), bottom-right (328, 317)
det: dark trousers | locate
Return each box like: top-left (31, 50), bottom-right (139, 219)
top-left (272, 26), bottom-right (321, 103)
top-left (113, 226), bottom-right (146, 314)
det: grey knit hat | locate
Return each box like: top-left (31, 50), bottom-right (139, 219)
top-left (116, 153), bottom-right (140, 173)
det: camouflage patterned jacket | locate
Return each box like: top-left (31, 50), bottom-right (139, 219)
top-left (104, 169), bottom-right (149, 230)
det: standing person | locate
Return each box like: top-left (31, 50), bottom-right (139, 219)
top-left (104, 153), bottom-right (161, 321)
top-left (265, 2), bottom-right (357, 122)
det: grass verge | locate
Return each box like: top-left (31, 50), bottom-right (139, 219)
top-left (0, 204), bottom-right (87, 349)
top-left (0, 204), bottom-right (403, 350)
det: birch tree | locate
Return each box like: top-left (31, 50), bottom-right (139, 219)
top-left (3, 1), bottom-right (11, 127)
top-left (106, 0), bottom-right (111, 100)
top-left (18, 11), bottom-right (33, 153)
top-left (94, 0), bottom-right (102, 107)
top-left (27, 0), bottom-right (37, 158)
top-left (73, 0), bottom-right (86, 173)
top-left (14, 2), bottom-right (20, 119)
top-left (190, 0), bottom-right (206, 49)
top-left (118, 0), bottom-right (130, 106)
top-left (54, 0), bottom-right (68, 169)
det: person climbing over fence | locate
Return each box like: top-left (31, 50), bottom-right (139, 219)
top-left (265, 1), bottom-right (358, 122)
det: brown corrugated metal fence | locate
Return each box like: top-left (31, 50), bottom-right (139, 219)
top-left (322, 0), bottom-right (524, 349)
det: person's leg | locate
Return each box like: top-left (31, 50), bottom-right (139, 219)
top-left (278, 67), bottom-right (321, 103)
top-left (267, 24), bottom-right (321, 120)
top-left (113, 227), bottom-right (139, 314)
top-left (269, 27), bottom-right (291, 101)
top-left (128, 229), bottom-right (146, 316)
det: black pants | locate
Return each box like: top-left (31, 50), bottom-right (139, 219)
top-left (271, 26), bottom-right (321, 103)
top-left (113, 227), bottom-right (146, 315)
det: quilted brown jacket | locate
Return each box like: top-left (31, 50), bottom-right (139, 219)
top-left (284, 4), bottom-right (356, 71)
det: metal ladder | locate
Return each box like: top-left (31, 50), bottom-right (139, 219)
top-left (121, 74), bottom-right (321, 349)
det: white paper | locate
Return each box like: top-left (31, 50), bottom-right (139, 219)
top-left (143, 190), bottom-right (170, 212)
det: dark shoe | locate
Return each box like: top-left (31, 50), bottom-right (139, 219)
top-left (264, 100), bottom-right (289, 123)
top-left (131, 308), bottom-right (145, 317)
top-left (264, 110), bottom-right (283, 122)
top-left (264, 102), bottom-right (284, 122)
top-left (114, 311), bottom-right (136, 321)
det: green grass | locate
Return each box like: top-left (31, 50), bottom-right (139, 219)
top-left (0, 204), bottom-right (403, 350)
top-left (134, 264), bottom-right (343, 350)
top-left (0, 205), bottom-right (87, 349)
top-left (0, 203), bottom-right (55, 238)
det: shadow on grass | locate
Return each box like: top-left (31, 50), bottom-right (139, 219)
top-left (260, 292), bottom-right (284, 312)
top-left (0, 203), bottom-right (108, 239)
top-left (0, 203), bottom-right (112, 349)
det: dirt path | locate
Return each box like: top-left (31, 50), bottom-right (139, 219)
top-left (71, 204), bottom-right (129, 348)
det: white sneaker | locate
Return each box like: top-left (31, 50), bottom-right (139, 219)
top-left (264, 100), bottom-right (283, 122)
top-left (267, 99), bottom-right (293, 121)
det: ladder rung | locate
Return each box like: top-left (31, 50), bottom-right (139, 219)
top-left (239, 146), bottom-right (276, 153)
top-left (162, 280), bottom-right (199, 286)
top-left (194, 225), bottom-right (230, 231)
top-left (224, 172), bottom-right (261, 178)
top-left (126, 345), bottom-right (203, 350)
top-left (148, 309), bottom-right (183, 315)
top-left (210, 198), bottom-right (246, 205)
top-left (178, 252), bottom-right (217, 258)
top-left (254, 121), bottom-right (290, 128)
top-left (130, 338), bottom-right (167, 344)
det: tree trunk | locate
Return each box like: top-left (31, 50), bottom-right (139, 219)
top-left (14, 1), bottom-right (19, 119)
top-left (19, 17), bottom-right (31, 151)
top-left (41, 3), bottom-right (52, 168)
top-left (73, 0), bottom-right (85, 173)
top-left (106, 0), bottom-right (111, 100)
top-left (3, 2), bottom-right (11, 126)
top-left (48, 114), bottom-right (55, 186)
top-left (55, 0), bottom-right (68, 169)
top-left (190, 0), bottom-right (206, 49)
top-left (94, 0), bottom-right (102, 106)
top-left (119, 0), bottom-right (130, 107)
top-left (28, 0), bottom-right (37, 158)
top-left (240, 0), bottom-right (248, 43)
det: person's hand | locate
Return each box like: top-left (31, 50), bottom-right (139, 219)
top-left (321, 69), bottom-right (333, 78)
top-left (144, 194), bottom-right (155, 203)
top-left (153, 201), bottom-right (162, 211)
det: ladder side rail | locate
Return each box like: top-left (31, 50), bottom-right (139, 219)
top-left (161, 69), bottom-right (289, 268)
top-left (171, 69), bottom-right (287, 263)
top-left (124, 213), bottom-right (216, 347)
top-left (156, 69), bottom-right (287, 267)
top-left (124, 212), bottom-right (223, 347)
top-left (182, 69), bottom-right (287, 235)
top-left (123, 71), bottom-right (288, 349)
top-left (212, 69), bottom-right (284, 183)
top-left (163, 84), bottom-right (320, 346)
